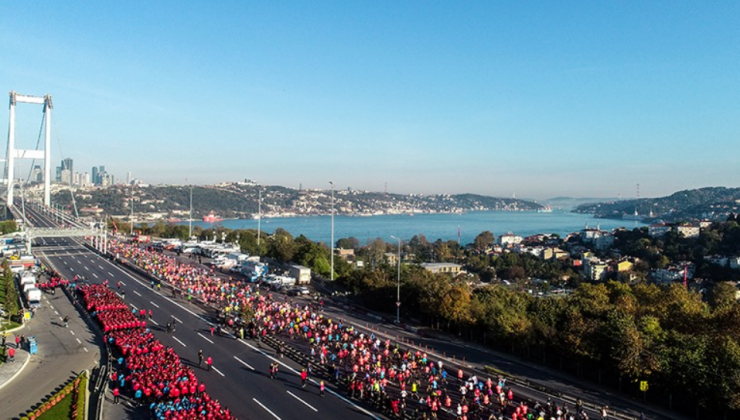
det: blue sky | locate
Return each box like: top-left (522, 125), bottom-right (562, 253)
top-left (1, 1), bottom-right (738, 199)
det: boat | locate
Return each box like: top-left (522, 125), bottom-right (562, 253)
top-left (202, 212), bottom-right (223, 222)
top-left (537, 206), bottom-right (553, 213)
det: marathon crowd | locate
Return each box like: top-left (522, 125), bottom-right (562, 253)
top-left (77, 283), bottom-right (236, 420)
top-left (106, 238), bottom-right (612, 420)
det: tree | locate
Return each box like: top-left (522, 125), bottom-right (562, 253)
top-left (473, 231), bottom-right (495, 251)
top-left (336, 237), bottom-right (360, 250)
top-left (709, 281), bottom-right (738, 313)
top-left (268, 228), bottom-right (296, 262)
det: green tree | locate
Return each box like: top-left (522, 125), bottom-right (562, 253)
top-left (473, 231), bottom-right (495, 251)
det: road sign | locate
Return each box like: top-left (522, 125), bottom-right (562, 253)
top-left (396, 301), bottom-right (401, 307)
top-left (640, 381), bottom-right (649, 392)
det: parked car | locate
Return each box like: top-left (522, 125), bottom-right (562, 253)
top-left (287, 286), bottom-right (310, 296)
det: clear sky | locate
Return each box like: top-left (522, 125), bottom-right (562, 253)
top-left (1, 1), bottom-right (738, 199)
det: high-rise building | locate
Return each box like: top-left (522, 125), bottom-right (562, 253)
top-left (127, 171), bottom-right (132, 185)
top-left (31, 165), bottom-right (43, 183)
top-left (60, 169), bottom-right (72, 185)
top-left (61, 158), bottom-right (73, 174)
top-left (92, 166), bottom-right (99, 185)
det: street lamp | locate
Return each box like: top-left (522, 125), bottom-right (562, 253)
top-left (188, 183), bottom-right (193, 239)
top-left (330, 181), bottom-right (335, 281)
top-left (390, 235), bottom-right (402, 324)
top-left (257, 186), bottom-right (261, 254)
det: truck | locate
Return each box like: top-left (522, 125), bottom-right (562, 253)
top-left (26, 288), bottom-right (41, 307)
top-left (241, 261), bottom-right (268, 282)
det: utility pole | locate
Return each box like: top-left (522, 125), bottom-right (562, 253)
top-left (257, 187), bottom-right (262, 251)
top-left (189, 183), bottom-right (193, 239)
top-left (330, 181), bottom-right (335, 281)
top-left (130, 184), bottom-right (134, 236)
top-left (391, 235), bottom-right (402, 324)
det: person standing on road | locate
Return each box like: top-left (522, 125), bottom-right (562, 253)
top-left (319, 380), bottom-right (325, 397)
top-left (63, 315), bottom-right (69, 327)
top-left (7, 346), bottom-right (15, 362)
top-left (601, 405), bottom-right (609, 420)
top-left (300, 368), bottom-right (308, 388)
top-left (113, 387), bottom-right (120, 404)
top-left (198, 349), bottom-right (203, 366)
top-left (206, 355), bottom-right (212, 371)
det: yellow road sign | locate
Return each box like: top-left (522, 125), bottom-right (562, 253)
top-left (640, 381), bottom-right (649, 391)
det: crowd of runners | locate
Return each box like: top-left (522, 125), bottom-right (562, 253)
top-left (104, 238), bottom-right (616, 420)
top-left (77, 283), bottom-right (235, 420)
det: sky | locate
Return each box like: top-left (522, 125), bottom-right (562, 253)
top-left (1, 1), bottom-right (738, 200)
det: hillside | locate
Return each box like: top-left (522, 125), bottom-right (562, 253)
top-left (50, 183), bottom-right (544, 219)
top-left (574, 186), bottom-right (740, 221)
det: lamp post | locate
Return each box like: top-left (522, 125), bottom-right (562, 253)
top-left (330, 181), bottom-right (335, 281)
top-left (257, 187), bottom-right (261, 254)
top-left (390, 235), bottom-right (402, 324)
top-left (188, 183), bottom-right (193, 239)
top-left (130, 184), bottom-right (134, 236)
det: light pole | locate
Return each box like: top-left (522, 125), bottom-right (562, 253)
top-left (188, 183), bottom-right (193, 239)
top-left (390, 235), bottom-right (402, 324)
top-left (257, 187), bottom-right (261, 254)
top-left (330, 181), bottom-right (334, 281)
top-left (130, 184), bottom-right (134, 236)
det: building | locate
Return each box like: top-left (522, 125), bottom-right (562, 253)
top-left (420, 262), bottom-right (462, 275)
top-left (497, 233), bottom-right (523, 247)
top-left (648, 223), bottom-right (671, 237)
top-left (31, 165), bottom-right (43, 183)
top-left (676, 224), bottom-right (701, 238)
top-left (582, 257), bottom-right (608, 281)
top-left (543, 247), bottom-right (569, 261)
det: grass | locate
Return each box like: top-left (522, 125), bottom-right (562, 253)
top-left (34, 392), bottom-right (74, 420)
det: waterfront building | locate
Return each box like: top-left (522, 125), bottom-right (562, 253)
top-left (420, 262), bottom-right (462, 275)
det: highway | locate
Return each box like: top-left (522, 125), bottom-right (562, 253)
top-left (20, 203), bottom-right (679, 420)
top-left (25, 206), bottom-right (386, 420)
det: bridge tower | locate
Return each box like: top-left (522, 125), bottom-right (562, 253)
top-left (5, 91), bottom-right (53, 207)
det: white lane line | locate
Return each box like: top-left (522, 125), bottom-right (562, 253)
top-left (120, 281), bottom-right (126, 286)
top-left (99, 265), bottom-right (104, 270)
top-left (84, 347), bottom-right (89, 352)
top-left (84, 266), bottom-right (89, 271)
top-left (108, 272), bottom-right (114, 277)
top-left (173, 316), bottom-right (182, 323)
top-left (239, 339), bottom-right (382, 420)
top-left (173, 336), bottom-right (187, 347)
top-left (70, 267), bottom-right (74, 272)
top-left (198, 333), bottom-right (214, 344)
top-left (63, 261), bottom-right (68, 265)
top-left (133, 291), bottom-right (142, 297)
top-left (150, 319), bottom-right (159, 326)
top-left (233, 356), bottom-right (255, 370)
top-left (54, 310), bottom-right (59, 315)
top-left (92, 273), bottom-right (99, 278)
top-left (149, 301), bottom-right (160, 308)
top-left (131, 304), bottom-right (138, 311)
top-left (253, 398), bottom-right (281, 420)
top-left (212, 366), bottom-right (225, 377)
top-left (70, 330), bottom-right (75, 335)
top-left (76, 338), bottom-right (82, 344)
top-left (286, 390), bottom-right (318, 412)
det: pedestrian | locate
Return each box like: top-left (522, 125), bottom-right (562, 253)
top-left (113, 387), bottom-right (120, 404)
top-left (211, 325), bottom-right (215, 336)
top-left (166, 321), bottom-right (171, 333)
top-left (320, 380), bottom-right (325, 397)
top-left (601, 406), bottom-right (609, 420)
top-left (198, 349), bottom-right (204, 366)
top-left (206, 355), bottom-right (212, 371)
top-left (148, 309), bottom-right (153, 319)
top-left (7, 347), bottom-right (15, 362)
top-left (63, 316), bottom-right (69, 327)
top-left (300, 369), bottom-right (308, 388)
top-left (15, 335), bottom-right (20, 348)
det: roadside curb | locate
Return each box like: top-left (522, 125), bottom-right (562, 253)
top-left (0, 348), bottom-right (32, 391)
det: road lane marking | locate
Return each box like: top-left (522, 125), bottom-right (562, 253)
top-left (173, 316), bottom-right (182, 323)
top-left (212, 366), bottom-right (225, 377)
top-left (253, 399), bottom-right (281, 420)
top-left (239, 339), bottom-right (382, 420)
top-left (133, 291), bottom-right (141, 297)
top-left (286, 390), bottom-right (318, 412)
top-left (149, 301), bottom-right (160, 308)
top-left (233, 356), bottom-right (254, 370)
top-left (108, 272), bottom-right (114, 277)
top-left (63, 261), bottom-right (67, 265)
top-left (150, 319), bottom-right (159, 326)
top-left (198, 333), bottom-right (214, 344)
top-left (173, 337), bottom-right (187, 347)
top-left (99, 265), bottom-right (104, 270)
top-left (92, 273), bottom-right (99, 278)
top-left (84, 266), bottom-right (89, 271)
top-left (76, 338), bottom-right (82, 344)
top-left (70, 330), bottom-right (75, 335)
top-left (54, 310), bottom-right (59, 315)
top-left (70, 268), bottom-right (74, 272)
top-left (84, 347), bottom-right (89, 352)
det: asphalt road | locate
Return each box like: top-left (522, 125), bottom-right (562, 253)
top-left (22, 203), bottom-right (682, 420)
top-left (26, 206), bottom-right (386, 420)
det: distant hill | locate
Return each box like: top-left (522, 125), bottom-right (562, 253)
top-left (51, 183), bottom-right (544, 219)
top-left (574, 187), bottom-right (740, 221)
top-left (543, 196), bottom-right (620, 211)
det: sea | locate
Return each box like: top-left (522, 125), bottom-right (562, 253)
top-left (184, 211), bottom-right (644, 245)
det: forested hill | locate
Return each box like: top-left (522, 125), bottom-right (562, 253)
top-left (574, 187), bottom-right (740, 221)
top-left (52, 183), bottom-right (543, 218)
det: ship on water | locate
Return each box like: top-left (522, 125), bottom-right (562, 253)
top-left (203, 211), bottom-right (223, 222)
